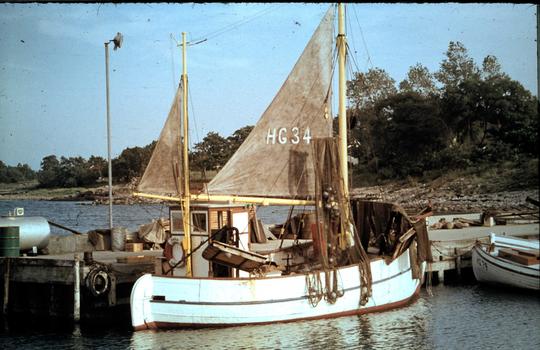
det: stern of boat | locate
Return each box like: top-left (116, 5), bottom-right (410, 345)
top-left (130, 273), bottom-right (154, 330)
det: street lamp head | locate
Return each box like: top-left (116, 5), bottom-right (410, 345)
top-left (112, 32), bottom-right (123, 50)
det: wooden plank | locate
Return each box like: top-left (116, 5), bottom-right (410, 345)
top-left (399, 227), bottom-right (415, 243)
top-left (116, 256), bottom-right (156, 264)
top-left (10, 264), bottom-right (75, 284)
top-left (499, 249), bottom-right (539, 265)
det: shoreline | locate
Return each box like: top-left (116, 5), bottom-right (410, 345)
top-left (1, 183), bottom-right (537, 215)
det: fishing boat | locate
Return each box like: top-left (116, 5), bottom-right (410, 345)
top-left (472, 233), bottom-right (540, 290)
top-left (130, 4), bottom-right (432, 330)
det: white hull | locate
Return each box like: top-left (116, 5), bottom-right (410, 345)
top-left (131, 249), bottom-right (423, 330)
top-left (472, 235), bottom-right (540, 291)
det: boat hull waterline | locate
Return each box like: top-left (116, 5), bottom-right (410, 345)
top-left (131, 249), bottom-right (423, 330)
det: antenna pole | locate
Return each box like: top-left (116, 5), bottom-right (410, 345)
top-left (104, 41), bottom-right (114, 230)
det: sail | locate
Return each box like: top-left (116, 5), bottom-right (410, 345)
top-left (207, 7), bottom-right (335, 199)
top-left (137, 85), bottom-right (183, 196)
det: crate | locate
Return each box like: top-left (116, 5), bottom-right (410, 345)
top-left (125, 243), bottom-right (143, 252)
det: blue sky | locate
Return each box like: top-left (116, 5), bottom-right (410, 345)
top-left (0, 3), bottom-right (537, 170)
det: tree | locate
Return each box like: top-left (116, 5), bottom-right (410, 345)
top-left (347, 68), bottom-right (397, 173)
top-left (372, 92), bottom-right (450, 177)
top-left (37, 155), bottom-right (61, 187)
top-left (347, 68), bottom-right (397, 111)
top-left (87, 155), bottom-right (107, 179)
top-left (112, 146), bottom-right (152, 183)
top-left (481, 55), bottom-right (506, 80)
top-left (435, 41), bottom-right (480, 90)
top-left (480, 77), bottom-right (538, 156)
top-left (191, 132), bottom-right (230, 172)
top-left (227, 125), bottom-right (254, 153)
top-left (0, 161), bottom-right (36, 183)
top-left (399, 63), bottom-right (437, 97)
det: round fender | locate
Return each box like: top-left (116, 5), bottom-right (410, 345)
top-left (164, 236), bottom-right (185, 267)
top-left (86, 267), bottom-right (110, 297)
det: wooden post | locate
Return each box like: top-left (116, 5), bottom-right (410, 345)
top-left (108, 273), bottom-right (117, 306)
top-left (455, 248), bottom-right (462, 279)
top-left (73, 253), bottom-right (81, 322)
top-left (3, 258), bottom-right (10, 315)
top-left (438, 270), bottom-right (444, 284)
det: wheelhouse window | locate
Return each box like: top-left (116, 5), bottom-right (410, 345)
top-left (192, 212), bottom-right (208, 232)
top-left (170, 210), bottom-right (183, 234)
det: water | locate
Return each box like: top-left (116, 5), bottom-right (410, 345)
top-left (1, 200), bottom-right (539, 349)
top-left (0, 200), bottom-right (169, 235)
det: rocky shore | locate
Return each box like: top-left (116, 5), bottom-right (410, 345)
top-left (351, 183), bottom-right (538, 215)
top-left (1, 176), bottom-right (538, 215)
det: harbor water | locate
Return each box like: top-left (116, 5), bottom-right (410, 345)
top-left (1, 200), bottom-right (539, 349)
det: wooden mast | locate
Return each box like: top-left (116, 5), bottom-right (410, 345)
top-left (337, 3), bottom-right (348, 199)
top-left (181, 32), bottom-right (192, 276)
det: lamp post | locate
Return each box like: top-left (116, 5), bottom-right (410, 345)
top-left (104, 32), bottom-right (123, 230)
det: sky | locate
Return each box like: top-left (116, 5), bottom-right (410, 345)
top-left (0, 3), bottom-right (537, 170)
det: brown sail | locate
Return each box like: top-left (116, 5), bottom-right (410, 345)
top-left (136, 85), bottom-right (183, 196)
top-left (206, 7), bottom-right (335, 200)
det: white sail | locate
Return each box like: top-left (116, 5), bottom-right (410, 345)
top-left (137, 85), bottom-right (183, 196)
top-left (206, 8), bottom-right (335, 200)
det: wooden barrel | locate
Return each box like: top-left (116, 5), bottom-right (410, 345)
top-left (0, 226), bottom-right (20, 257)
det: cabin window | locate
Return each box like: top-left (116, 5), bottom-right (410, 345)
top-left (170, 210), bottom-right (183, 234)
top-left (217, 211), bottom-right (223, 228)
top-left (192, 212), bottom-right (208, 232)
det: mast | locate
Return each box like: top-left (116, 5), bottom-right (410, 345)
top-left (181, 32), bottom-right (192, 276)
top-left (337, 3), bottom-right (349, 198)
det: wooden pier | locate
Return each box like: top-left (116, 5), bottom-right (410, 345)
top-left (0, 234), bottom-right (160, 322)
top-left (426, 213), bottom-right (539, 283)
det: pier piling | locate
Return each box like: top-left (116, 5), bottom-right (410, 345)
top-left (74, 253), bottom-right (81, 322)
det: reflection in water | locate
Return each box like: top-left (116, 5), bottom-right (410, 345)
top-left (130, 299), bottom-right (431, 350)
top-left (425, 284), bottom-right (540, 349)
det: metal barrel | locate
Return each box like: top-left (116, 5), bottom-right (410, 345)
top-left (0, 216), bottom-right (50, 250)
top-left (0, 226), bottom-right (20, 257)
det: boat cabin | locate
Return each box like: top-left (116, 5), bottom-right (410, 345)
top-left (167, 203), bottom-right (252, 278)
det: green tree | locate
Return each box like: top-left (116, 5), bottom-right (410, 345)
top-left (37, 155), bottom-right (61, 187)
top-left (347, 68), bottom-right (397, 110)
top-left (191, 132), bottom-right (230, 172)
top-left (372, 92), bottom-right (450, 177)
top-left (481, 55), bottom-right (506, 80)
top-left (0, 161), bottom-right (36, 183)
top-left (88, 155), bottom-right (108, 179)
top-left (227, 125), bottom-right (254, 152)
top-left (347, 68), bottom-right (397, 173)
top-left (399, 63), bottom-right (437, 97)
top-left (440, 64), bottom-right (537, 156)
top-left (434, 41), bottom-right (480, 90)
top-left (113, 146), bottom-right (152, 183)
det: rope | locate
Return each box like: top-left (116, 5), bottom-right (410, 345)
top-left (430, 241), bottom-right (477, 258)
top-left (305, 272), bottom-right (323, 307)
